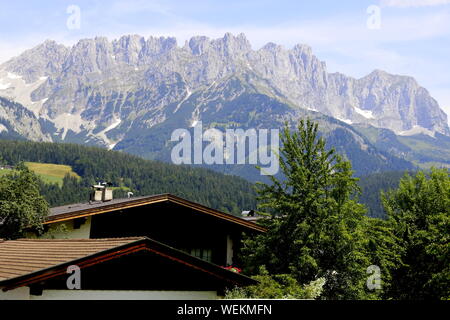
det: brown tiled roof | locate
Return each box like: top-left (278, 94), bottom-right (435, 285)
top-left (0, 237), bottom-right (142, 282)
top-left (46, 193), bottom-right (267, 233)
top-left (0, 237), bottom-right (257, 291)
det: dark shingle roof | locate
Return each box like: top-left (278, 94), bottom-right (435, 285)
top-left (46, 193), bottom-right (267, 232)
top-left (49, 194), bottom-right (164, 217)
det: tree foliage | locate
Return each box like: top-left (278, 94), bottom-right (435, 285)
top-left (0, 164), bottom-right (48, 239)
top-left (359, 216), bottom-right (404, 296)
top-left (0, 139), bottom-right (256, 215)
top-left (382, 168), bottom-right (450, 299)
top-left (240, 119), bottom-right (448, 300)
top-left (242, 119), bottom-right (371, 299)
top-left (225, 266), bottom-right (326, 299)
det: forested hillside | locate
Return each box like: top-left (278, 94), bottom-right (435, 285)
top-left (0, 139), bottom-right (419, 218)
top-left (0, 140), bottom-right (257, 214)
top-left (358, 171), bottom-right (412, 218)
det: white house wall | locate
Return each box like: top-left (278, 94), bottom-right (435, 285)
top-left (0, 286), bottom-right (30, 300)
top-left (39, 217), bottom-right (92, 239)
top-left (0, 287), bottom-right (220, 300)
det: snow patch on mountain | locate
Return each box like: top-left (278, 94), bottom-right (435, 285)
top-left (96, 117), bottom-right (122, 150)
top-left (174, 87), bottom-right (192, 113)
top-left (7, 72), bottom-right (22, 79)
top-left (354, 106), bottom-right (374, 119)
top-left (0, 70), bottom-right (48, 116)
top-left (398, 125), bottom-right (435, 137)
top-left (336, 117), bottom-right (353, 125)
top-left (0, 80), bottom-right (10, 90)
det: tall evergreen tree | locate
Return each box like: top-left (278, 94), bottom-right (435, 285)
top-left (242, 119), bottom-right (371, 299)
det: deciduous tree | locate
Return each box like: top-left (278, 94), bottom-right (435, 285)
top-left (382, 168), bottom-right (450, 299)
top-left (0, 164), bottom-right (48, 239)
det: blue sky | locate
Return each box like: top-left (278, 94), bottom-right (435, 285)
top-left (1, 0), bottom-right (449, 118)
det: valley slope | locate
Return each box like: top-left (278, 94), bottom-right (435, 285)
top-left (0, 33), bottom-right (449, 179)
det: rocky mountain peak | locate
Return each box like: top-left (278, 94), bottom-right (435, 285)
top-left (222, 32), bottom-right (252, 52)
top-left (62, 37), bottom-right (114, 75)
top-left (2, 40), bottom-right (68, 82)
top-left (292, 43), bottom-right (313, 55)
top-left (0, 32), bottom-right (448, 146)
top-left (261, 42), bottom-right (279, 51)
top-left (112, 34), bottom-right (145, 65)
top-left (187, 36), bottom-right (211, 55)
top-left (186, 33), bottom-right (252, 58)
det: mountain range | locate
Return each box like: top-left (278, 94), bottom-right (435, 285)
top-left (1, 33), bottom-right (449, 181)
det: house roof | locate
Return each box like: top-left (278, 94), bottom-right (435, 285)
top-left (46, 193), bottom-right (266, 232)
top-left (0, 237), bottom-right (256, 292)
top-left (0, 238), bottom-right (140, 282)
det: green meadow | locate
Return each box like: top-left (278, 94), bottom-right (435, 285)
top-left (24, 162), bottom-right (81, 186)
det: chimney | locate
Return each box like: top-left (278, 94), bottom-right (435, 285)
top-left (241, 210), bottom-right (255, 217)
top-left (90, 182), bottom-right (113, 202)
top-left (241, 210), bottom-right (266, 222)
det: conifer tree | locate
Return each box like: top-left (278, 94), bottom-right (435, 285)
top-left (243, 119), bottom-right (370, 299)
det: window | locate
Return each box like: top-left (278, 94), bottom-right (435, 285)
top-left (191, 248), bottom-right (202, 259)
top-left (202, 249), bottom-right (212, 262)
top-left (190, 248), bottom-right (212, 262)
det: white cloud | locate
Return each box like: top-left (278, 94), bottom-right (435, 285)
top-left (381, 0), bottom-right (450, 7)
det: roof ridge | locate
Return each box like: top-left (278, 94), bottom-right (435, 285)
top-left (49, 193), bottom-right (170, 210)
top-left (46, 193), bottom-right (266, 232)
top-left (8, 237), bottom-right (145, 242)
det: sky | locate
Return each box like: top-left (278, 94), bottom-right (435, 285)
top-left (0, 0), bottom-right (449, 119)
